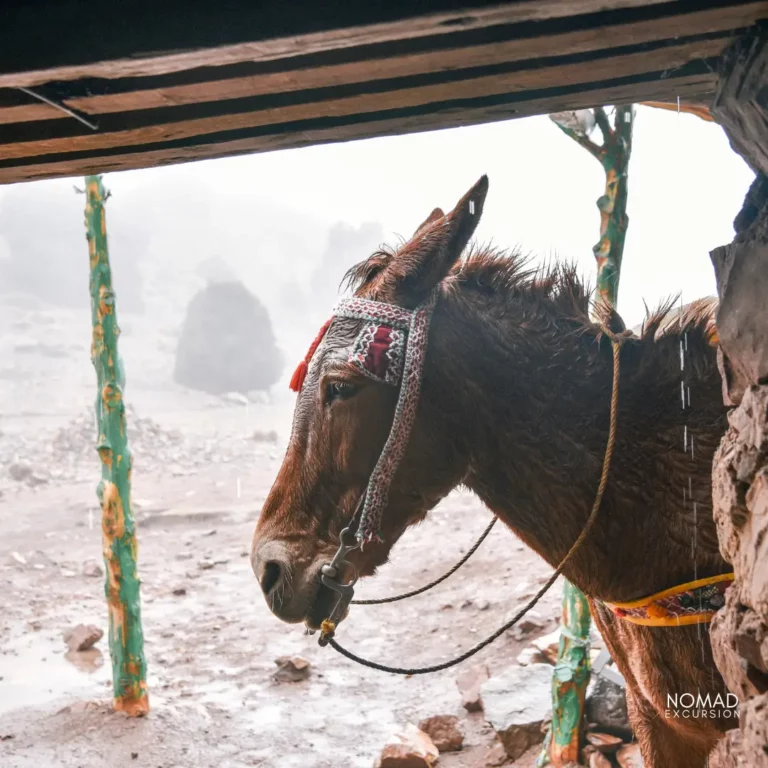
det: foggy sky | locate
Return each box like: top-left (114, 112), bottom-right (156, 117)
top-left (0, 107), bottom-right (753, 331)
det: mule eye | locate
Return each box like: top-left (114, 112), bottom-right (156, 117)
top-left (325, 381), bottom-right (357, 405)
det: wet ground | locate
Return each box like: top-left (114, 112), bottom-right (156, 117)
top-left (0, 300), bottom-right (566, 767)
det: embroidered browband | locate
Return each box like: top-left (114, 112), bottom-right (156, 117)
top-left (603, 573), bottom-right (735, 627)
top-left (289, 294), bottom-right (438, 543)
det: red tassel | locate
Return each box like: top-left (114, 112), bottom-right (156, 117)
top-left (289, 317), bottom-right (333, 392)
top-left (289, 360), bottom-right (308, 392)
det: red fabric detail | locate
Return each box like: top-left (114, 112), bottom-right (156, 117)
top-left (289, 318), bottom-right (333, 392)
top-left (364, 326), bottom-right (393, 380)
top-left (289, 360), bottom-right (308, 393)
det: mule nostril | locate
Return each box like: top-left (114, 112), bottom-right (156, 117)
top-left (261, 560), bottom-right (283, 596)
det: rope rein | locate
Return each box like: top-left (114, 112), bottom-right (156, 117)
top-left (351, 517), bottom-right (497, 605)
top-left (326, 329), bottom-right (627, 674)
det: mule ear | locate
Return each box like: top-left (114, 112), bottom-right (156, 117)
top-left (413, 207), bottom-right (445, 237)
top-left (375, 175), bottom-right (489, 306)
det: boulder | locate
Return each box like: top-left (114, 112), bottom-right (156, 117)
top-left (273, 656), bottom-right (311, 683)
top-left (475, 741), bottom-right (508, 766)
top-left (616, 743), bottom-right (644, 767)
top-left (82, 559), bottom-right (104, 578)
top-left (480, 663), bottom-right (552, 759)
top-left (375, 725), bottom-right (439, 767)
top-left (585, 731), bottom-right (623, 754)
top-left (587, 750), bottom-right (613, 768)
top-left (417, 715), bottom-right (463, 752)
top-left (516, 646), bottom-right (549, 666)
top-left (174, 280), bottom-right (283, 395)
top-left (531, 629), bottom-right (560, 664)
top-left (585, 676), bottom-right (631, 735)
top-left (63, 624), bottom-right (103, 652)
top-left (456, 663), bottom-right (490, 712)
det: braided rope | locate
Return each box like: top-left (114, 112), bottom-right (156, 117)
top-left (327, 330), bottom-right (627, 674)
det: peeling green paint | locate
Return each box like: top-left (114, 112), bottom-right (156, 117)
top-left (553, 105), bottom-right (635, 311)
top-left (540, 105), bottom-right (635, 766)
top-left (85, 175), bottom-right (149, 717)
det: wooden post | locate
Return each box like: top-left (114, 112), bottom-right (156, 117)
top-left (538, 105), bottom-right (635, 766)
top-left (85, 175), bottom-right (149, 716)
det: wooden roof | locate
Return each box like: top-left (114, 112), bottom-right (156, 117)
top-left (1, 1), bottom-right (766, 184)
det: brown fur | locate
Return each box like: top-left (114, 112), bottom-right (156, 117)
top-left (252, 177), bottom-right (730, 767)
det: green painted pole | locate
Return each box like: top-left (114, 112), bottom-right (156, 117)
top-left (538, 105), bottom-right (635, 766)
top-left (85, 175), bottom-right (149, 716)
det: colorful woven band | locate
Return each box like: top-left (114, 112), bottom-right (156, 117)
top-left (603, 573), bottom-right (735, 627)
top-left (290, 293), bottom-right (438, 544)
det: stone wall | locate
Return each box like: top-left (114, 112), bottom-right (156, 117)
top-left (709, 26), bottom-right (768, 767)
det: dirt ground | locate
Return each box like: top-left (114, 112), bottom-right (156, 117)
top-left (0, 298), bottom-right (571, 768)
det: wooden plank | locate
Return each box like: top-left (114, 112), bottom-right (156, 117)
top-left (641, 100), bottom-right (714, 120)
top-left (0, 3), bottom-right (759, 126)
top-left (712, 27), bottom-right (768, 175)
top-left (0, 39), bottom-right (726, 162)
top-left (0, 0), bottom-right (709, 88)
top-left (0, 73), bottom-right (715, 184)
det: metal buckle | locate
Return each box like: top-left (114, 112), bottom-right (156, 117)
top-left (317, 526), bottom-right (360, 646)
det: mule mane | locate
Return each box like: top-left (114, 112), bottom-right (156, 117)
top-left (344, 244), bottom-right (717, 346)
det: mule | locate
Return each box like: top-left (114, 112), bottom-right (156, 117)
top-left (251, 176), bottom-right (733, 767)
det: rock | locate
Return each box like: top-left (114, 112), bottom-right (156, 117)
top-left (375, 725), bottom-right (439, 767)
top-left (456, 663), bottom-right (490, 712)
top-left (480, 663), bottom-right (552, 759)
top-left (516, 647), bottom-right (549, 666)
top-left (475, 741), bottom-right (507, 767)
top-left (532, 629), bottom-right (561, 664)
top-left (273, 656), bottom-right (311, 683)
top-left (708, 729), bottom-right (746, 768)
top-left (616, 743), bottom-right (643, 767)
top-left (8, 462), bottom-right (33, 482)
top-left (82, 559), bottom-right (104, 578)
top-left (588, 750), bottom-right (614, 768)
top-left (586, 732), bottom-right (623, 754)
top-left (585, 676), bottom-right (631, 735)
top-left (507, 609), bottom-right (546, 640)
top-left (417, 715), bottom-right (463, 752)
top-left (174, 280), bottom-right (283, 396)
top-left (63, 624), bottom-right (103, 652)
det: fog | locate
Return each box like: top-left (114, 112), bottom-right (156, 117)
top-left (0, 107), bottom-right (752, 385)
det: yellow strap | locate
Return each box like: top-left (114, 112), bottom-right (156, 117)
top-left (612, 612), bottom-right (721, 628)
top-left (604, 573), bottom-right (735, 626)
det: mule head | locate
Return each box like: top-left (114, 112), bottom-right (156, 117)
top-left (251, 176), bottom-right (489, 628)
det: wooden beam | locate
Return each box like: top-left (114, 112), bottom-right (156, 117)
top-left (712, 26), bottom-right (768, 175)
top-left (641, 100), bottom-right (715, 120)
top-left (0, 40), bottom-right (725, 162)
top-left (0, 73), bottom-right (715, 184)
top-left (0, 4), bottom-right (758, 126)
top-left (0, 0), bottom-right (685, 88)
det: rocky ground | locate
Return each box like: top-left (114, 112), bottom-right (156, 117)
top-left (0, 298), bottom-right (635, 768)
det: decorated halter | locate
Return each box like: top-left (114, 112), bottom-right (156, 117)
top-left (290, 293), bottom-right (438, 544)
